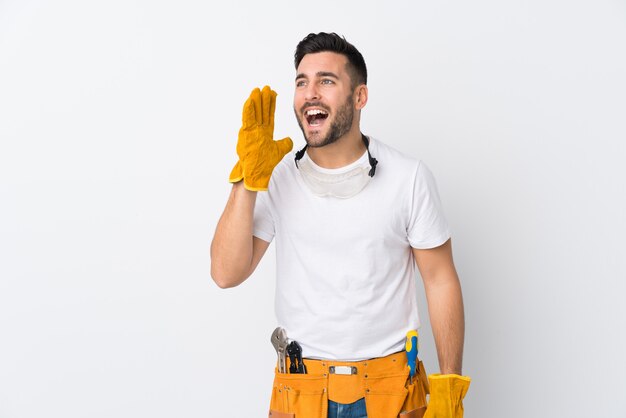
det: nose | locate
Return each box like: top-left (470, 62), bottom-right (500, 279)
top-left (304, 82), bottom-right (320, 101)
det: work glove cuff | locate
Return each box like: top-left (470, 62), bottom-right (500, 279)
top-left (229, 161), bottom-right (244, 184)
top-left (423, 374), bottom-right (471, 418)
top-left (428, 374), bottom-right (471, 405)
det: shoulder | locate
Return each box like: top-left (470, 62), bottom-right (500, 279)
top-left (266, 148), bottom-right (299, 194)
top-left (368, 137), bottom-right (444, 197)
top-left (368, 136), bottom-right (423, 177)
top-left (271, 149), bottom-right (297, 178)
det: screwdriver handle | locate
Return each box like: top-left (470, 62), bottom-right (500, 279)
top-left (405, 330), bottom-right (419, 380)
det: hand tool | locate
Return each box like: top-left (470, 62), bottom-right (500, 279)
top-left (287, 341), bottom-right (299, 374)
top-left (271, 327), bottom-right (289, 373)
top-left (405, 330), bottom-right (419, 384)
top-left (287, 341), bottom-right (307, 374)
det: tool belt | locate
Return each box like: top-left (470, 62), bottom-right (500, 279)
top-left (269, 351), bottom-right (429, 418)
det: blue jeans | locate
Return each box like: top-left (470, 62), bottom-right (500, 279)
top-left (328, 398), bottom-right (367, 418)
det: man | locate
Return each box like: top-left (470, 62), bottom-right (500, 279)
top-left (211, 32), bottom-right (470, 418)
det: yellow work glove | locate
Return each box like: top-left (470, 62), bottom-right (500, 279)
top-left (424, 374), bottom-right (471, 418)
top-left (228, 85), bottom-right (293, 191)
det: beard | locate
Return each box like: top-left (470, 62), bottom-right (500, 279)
top-left (295, 93), bottom-right (354, 148)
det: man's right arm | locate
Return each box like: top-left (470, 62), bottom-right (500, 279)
top-left (211, 85), bottom-right (290, 288)
top-left (210, 182), bottom-right (271, 288)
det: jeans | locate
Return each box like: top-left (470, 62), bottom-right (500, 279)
top-left (328, 398), bottom-right (367, 418)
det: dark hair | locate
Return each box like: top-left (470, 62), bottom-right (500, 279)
top-left (294, 32), bottom-right (367, 89)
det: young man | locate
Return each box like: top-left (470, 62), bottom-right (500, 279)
top-left (211, 32), bottom-right (470, 418)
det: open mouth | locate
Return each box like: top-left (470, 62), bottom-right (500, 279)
top-left (305, 109), bottom-right (329, 127)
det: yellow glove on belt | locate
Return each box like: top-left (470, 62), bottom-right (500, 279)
top-left (228, 85), bottom-right (293, 191)
top-left (424, 374), bottom-right (471, 418)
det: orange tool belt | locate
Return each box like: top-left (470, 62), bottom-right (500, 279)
top-left (269, 351), bottom-right (429, 418)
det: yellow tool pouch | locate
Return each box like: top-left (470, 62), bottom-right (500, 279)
top-left (268, 351), bottom-right (429, 418)
top-left (270, 370), bottom-right (328, 417)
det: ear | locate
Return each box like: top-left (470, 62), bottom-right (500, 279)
top-left (354, 85), bottom-right (368, 110)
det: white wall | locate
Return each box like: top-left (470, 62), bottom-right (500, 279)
top-left (1, 1), bottom-right (625, 417)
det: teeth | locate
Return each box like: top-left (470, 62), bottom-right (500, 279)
top-left (306, 109), bottom-right (328, 116)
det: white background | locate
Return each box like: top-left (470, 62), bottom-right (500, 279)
top-left (1, 1), bottom-right (625, 417)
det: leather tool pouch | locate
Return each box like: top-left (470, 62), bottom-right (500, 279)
top-left (365, 360), bottom-right (429, 418)
top-left (268, 356), bottom-right (429, 418)
top-left (397, 360), bottom-right (429, 418)
top-left (269, 368), bottom-right (328, 418)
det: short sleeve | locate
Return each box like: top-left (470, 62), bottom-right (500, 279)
top-left (406, 161), bottom-right (451, 249)
top-left (253, 191), bottom-right (275, 243)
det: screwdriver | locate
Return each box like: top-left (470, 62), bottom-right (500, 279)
top-left (405, 330), bottom-right (419, 384)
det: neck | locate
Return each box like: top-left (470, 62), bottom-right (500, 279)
top-left (306, 127), bottom-right (366, 169)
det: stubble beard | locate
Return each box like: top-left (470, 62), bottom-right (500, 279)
top-left (295, 93), bottom-right (354, 148)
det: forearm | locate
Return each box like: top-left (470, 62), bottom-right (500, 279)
top-left (210, 182), bottom-right (257, 288)
top-left (424, 273), bottom-right (465, 375)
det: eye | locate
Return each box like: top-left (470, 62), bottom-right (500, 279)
top-left (321, 79), bottom-right (334, 85)
top-left (296, 80), bottom-right (307, 87)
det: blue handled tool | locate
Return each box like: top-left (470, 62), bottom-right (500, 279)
top-left (405, 330), bottom-right (419, 383)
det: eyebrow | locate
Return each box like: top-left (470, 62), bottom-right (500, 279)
top-left (295, 71), bottom-right (340, 81)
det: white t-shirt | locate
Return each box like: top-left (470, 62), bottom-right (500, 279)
top-left (253, 137), bottom-right (450, 361)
